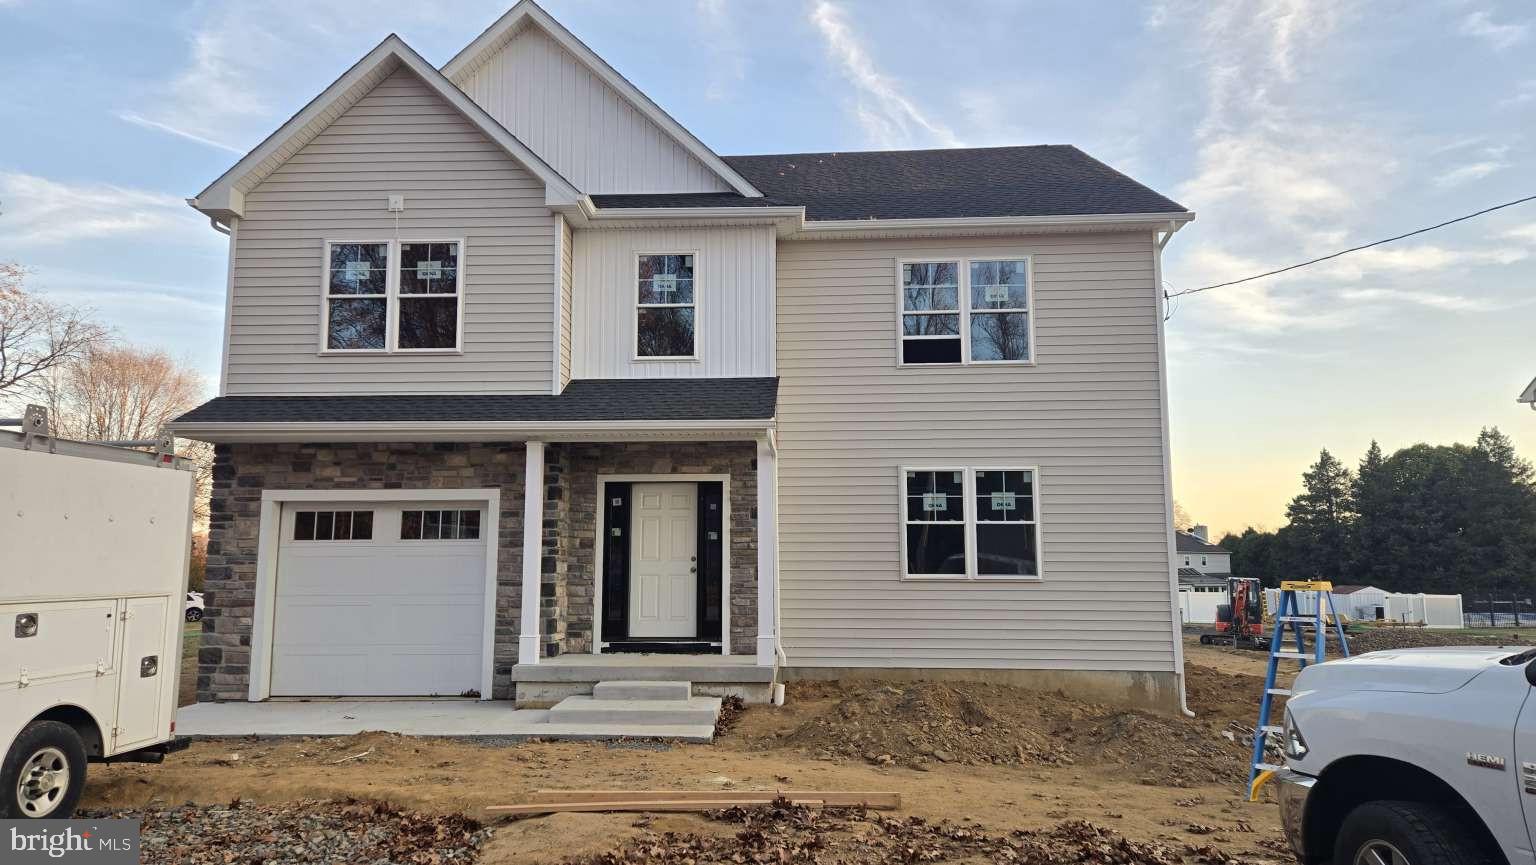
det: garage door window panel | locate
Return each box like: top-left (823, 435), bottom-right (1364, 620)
top-left (292, 510), bottom-right (374, 541)
top-left (401, 509), bottom-right (481, 540)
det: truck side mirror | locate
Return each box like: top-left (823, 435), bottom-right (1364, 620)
top-left (1525, 659), bottom-right (1536, 688)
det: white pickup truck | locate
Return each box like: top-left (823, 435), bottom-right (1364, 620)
top-left (1273, 645), bottom-right (1536, 865)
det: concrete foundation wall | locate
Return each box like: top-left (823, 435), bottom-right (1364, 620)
top-left (781, 666), bottom-right (1186, 715)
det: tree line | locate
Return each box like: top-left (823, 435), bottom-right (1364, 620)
top-left (2, 260), bottom-right (211, 586)
top-left (1218, 429), bottom-right (1536, 599)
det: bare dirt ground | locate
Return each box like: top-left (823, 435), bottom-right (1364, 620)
top-left (87, 636), bottom-right (1295, 864)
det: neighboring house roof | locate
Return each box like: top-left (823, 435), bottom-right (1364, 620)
top-left (1175, 531), bottom-right (1227, 554)
top-left (716, 146), bottom-right (1189, 222)
top-left (188, 34), bottom-right (582, 220)
top-left (1178, 568), bottom-right (1229, 588)
top-left (440, 0), bottom-right (761, 199)
top-left (174, 378), bottom-right (779, 425)
top-left (1329, 585), bottom-right (1383, 596)
top-left (1520, 376), bottom-right (1536, 405)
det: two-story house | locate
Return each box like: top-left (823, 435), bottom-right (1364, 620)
top-left (173, 0), bottom-right (1195, 712)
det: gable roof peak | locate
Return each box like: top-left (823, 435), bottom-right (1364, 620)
top-left (189, 31), bottom-right (581, 221)
top-left (442, 0), bottom-right (761, 198)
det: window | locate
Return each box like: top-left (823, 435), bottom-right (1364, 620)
top-left (323, 240), bottom-right (463, 353)
top-left (398, 242), bottom-right (460, 350)
top-left (326, 243), bottom-right (388, 350)
top-left (900, 467), bottom-right (1042, 580)
top-left (400, 509), bottom-right (481, 540)
top-left (636, 253), bottom-right (695, 358)
top-left (899, 257), bottom-right (1032, 365)
top-left (903, 469), bottom-right (967, 576)
top-left (1201, 555), bottom-right (1208, 566)
top-left (293, 510), bottom-right (374, 541)
top-left (1184, 557), bottom-right (1191, 566)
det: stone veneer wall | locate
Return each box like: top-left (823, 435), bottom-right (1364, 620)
top-left (199, 442), bottom-right (527, 701)
top-left (550, 441), bottom-right (758, 655)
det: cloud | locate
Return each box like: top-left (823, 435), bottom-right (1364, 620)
top-left (1504, 223), bottom-right (1536, 244)
top-left (0, 171), bottom-right (204, 246)
top-left (808, 0), bottom-right (962, 149)
top-left (1504, 79), bottom-right (1536, 106)
top-left (1434, 160), bottom-right (1508, 188)
top-left (696, 0), bottom-right (747, 102)
top-left (1335, 287), bottom-right (1502, 312)
top-left (116, 111), bottom-right (244, 154)
top-left (1459, 9), bottom-right (1528, 50)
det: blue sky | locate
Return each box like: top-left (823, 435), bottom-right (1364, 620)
top-left (1, 0), bottom-right (1533, 533)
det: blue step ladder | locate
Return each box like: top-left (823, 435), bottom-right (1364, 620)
top-left (1248, 580), bottom-right (1351, 799)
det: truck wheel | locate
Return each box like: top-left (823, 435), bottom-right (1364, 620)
top-left (1334, 801), bottom-right (1489, 865)
top-left (1, 720), bottom-right (87, 819)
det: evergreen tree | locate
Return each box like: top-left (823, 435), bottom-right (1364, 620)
top-left (1352, 440), bottom-right (1395, 586)
top-left (1282, 449), bottom-right (1356, 580)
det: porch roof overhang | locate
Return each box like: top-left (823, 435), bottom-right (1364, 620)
top-left (170, 377), bottom-right (778, 443)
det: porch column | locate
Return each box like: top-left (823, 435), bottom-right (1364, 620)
top-left (518, 440), bottom-right (545, 665)
top-left (756, 436), bottom-right (779, 666)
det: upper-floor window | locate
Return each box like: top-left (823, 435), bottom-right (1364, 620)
top-left (899, 257), bottom-right (1032, 365)
top-left (324, 240), bottom-right (462, 353)
top-left (635, 253), bottom-right (695, 359)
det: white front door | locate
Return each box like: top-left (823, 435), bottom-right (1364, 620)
top-left (629, 483), bottom-right (698, 638)
top-left (270, 502), bottom-right (486, 697)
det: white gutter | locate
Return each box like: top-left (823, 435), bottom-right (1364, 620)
top-left (170, 418), bottom-right (775, 443)
top-left (1152, 218), bottom-right (1195, 718)
top-left (794, 210), bottom-right (1195, 236)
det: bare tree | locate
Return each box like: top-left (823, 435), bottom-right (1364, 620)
top-left (0, 262), bottom-right (110, 400)
top-left (1173, 500), bottom-right (1194, 532)
top-left (45, 344), bottom-right (212, 525)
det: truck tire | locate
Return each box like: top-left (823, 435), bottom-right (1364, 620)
top-left (2, 720), bottom-right (87, 819)
top-left (1334, 801), bottom-right (1490, 865)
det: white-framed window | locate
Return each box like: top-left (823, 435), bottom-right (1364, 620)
top-left (1201, 555), bottom-right (1208, 566)
top-left (635, 252), bottom-right (696, 359)
top-left (898, 256), bottom-right (1033, 365)
top-left (292, 509), bottom-right (374, 541)
top-left (899, 466), bottom-right (1042, 580)
top-left (399, 508), bottom-right (481, 540)
top-left (322, 239), bottom-right (464, 353)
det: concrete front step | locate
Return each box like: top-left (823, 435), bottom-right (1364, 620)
top-left (593, 680), bottom-right (691, 701)
top-left (547, 695), bottom-right (722, 726)
top-left (535, 721), bottom-right (718, 743)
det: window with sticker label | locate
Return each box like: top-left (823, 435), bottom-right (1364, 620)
top-left (322, 240), bottom-right (462, 353)
top-left (900, 257), bottom-right (1032, 365)
top-left (636, 253), bottom-right (695, 358)
top-left (900, 467), bottom-right (1041, 579)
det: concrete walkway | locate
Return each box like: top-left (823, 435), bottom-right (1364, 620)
top-left (176, 697), bottom-right (717, 742)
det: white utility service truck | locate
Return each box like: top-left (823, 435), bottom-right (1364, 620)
top-left (1, 407), bottom-right (194, 818)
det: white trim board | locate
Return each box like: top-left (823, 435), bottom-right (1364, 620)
top-left (189, 34), bottom-right (581, 220)
top-left (591, 473), bottom-right (731, 656)
top-left (441, 0), bottom-right (762, 199)
top-left (246, 487), bottom-right (502, 702)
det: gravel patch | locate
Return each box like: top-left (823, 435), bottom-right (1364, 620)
top-left (81, 799), bottom-right (489, 864)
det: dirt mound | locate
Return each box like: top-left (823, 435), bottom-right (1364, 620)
top-left (1350, 628), bottom-right (1536, 653)
top-left (762, 679), bottom-right (1254, 786)
top-left (1184, 664), bottom-right (1272, 724)
top-left (771, 680), bottom-right (1070, 768)
top-left (568, 799), bottom-right (1285, 865)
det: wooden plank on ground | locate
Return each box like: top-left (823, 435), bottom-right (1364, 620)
top-left (528, 790), bottom-right (901, 808)
top-left (487, 799), bottom-right (829, 816)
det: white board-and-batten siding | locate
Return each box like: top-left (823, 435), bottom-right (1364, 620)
top-left (456, 26), bottom-right (730, 195)
top-left (773, 232), bottom-right (1177, 673)
top-left (570, 225), bottom-right (776, 379)
top-left (224, 68), bottom-right (555, 395)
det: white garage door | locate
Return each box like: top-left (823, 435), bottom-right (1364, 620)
top-left (270, 501), bottom-right (487, 697)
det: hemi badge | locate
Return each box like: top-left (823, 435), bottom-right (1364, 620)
top-left (1467, 753), bottom-right (1507, 771)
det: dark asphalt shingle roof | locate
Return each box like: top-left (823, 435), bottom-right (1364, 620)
top-left (174, 378), bottom-right (779, 425)
top-left (1176, 532), bottom-right (1227, 554)
top-left (710, 145), bottom-right (1188, 221)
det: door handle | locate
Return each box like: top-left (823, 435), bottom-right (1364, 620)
top-left (690, 566), bottom-right (697, 573)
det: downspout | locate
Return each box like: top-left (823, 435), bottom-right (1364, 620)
top-left (1153, 220), bottom-right (1196, 718)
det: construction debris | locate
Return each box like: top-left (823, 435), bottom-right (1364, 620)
top-left (491, 789), bottom-right (900, 816)
top-left (80, 799), bottom-right (487, 865)
top-left (565, 799), bottom-right (1285, 865)
top-left (1350, 628), bottom-right (1535, 652)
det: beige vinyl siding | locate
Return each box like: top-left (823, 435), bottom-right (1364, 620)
top-left (558, 214), bottom-right (574, 389)
top-left (570, 225), bottom-right (776, 378)
top-left (774, 232), bottom-right (1177, 673)
top-left (457, 26), bottom-right (730, 194)
top-left (225, 67), bottom-right (554, 395)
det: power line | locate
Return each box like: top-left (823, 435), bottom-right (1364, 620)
top-left (1165, 193), bottom-right (1536, 300)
